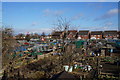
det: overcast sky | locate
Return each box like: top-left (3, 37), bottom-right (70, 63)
top-left (2, 2), bottom-right (119, 34)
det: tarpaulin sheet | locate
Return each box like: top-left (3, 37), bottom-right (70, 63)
top-left (19, 54), bottom-right (23, 57)
top-left (37, 52), bottom-right (43, 55)
top-left (75, 40), bottom-right (84, 48)
top-left (15, 46), bottom-right (27, 52)
top-left (30, 52), bottom-right (36, 56)
top-left (12, 53), bottom-right (16, 57)
top-left (116, 41), bottom-right (120, 47)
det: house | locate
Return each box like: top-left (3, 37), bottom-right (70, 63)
top-left (67, 30), bottom-right (77, 39)
top-left (118, 31), bottom-right (120, 39)
top-left (90, 31), bottom-right (103, 39)
top-left (51, 31), bottom-right (64, 39)
top-left (45, 34), bottom-right (52, 39)
top-left (103, 30), bottom-right (119, 39)
top-left (77, 30), bottom-right (89, 39)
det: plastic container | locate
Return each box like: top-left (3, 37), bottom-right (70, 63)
top-left (63, 65), bottom-right (69, 71)
top-left (74, 64), bottom-right (77, 69)
top-left (68, 66), bottom-right (73, 72)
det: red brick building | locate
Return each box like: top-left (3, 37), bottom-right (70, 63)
top-left (103, 30), bottom-right (119, 39)
top-left (90, 31), bottom-right (103, 39)
top-left (77, 30), bottom-right (89, 39)
top-left (51, 31), bottom-right (64, 39)
top-left (67, 30), bottom-right (77, 39)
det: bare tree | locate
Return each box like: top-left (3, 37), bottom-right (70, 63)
top-left (41, 32), bottom-right (46, 37)
top-left (69, 24), bottom-right (80, 30)
top-left (51, 16), bottom-right (80, 66)
top-left (52, 16), bottom-right (71, 32)
top-left (2, 27), bottom-right (17, 66)
top-left (16, 33), bottom-right (25, 40)
top-left (34, 33), bottom-right (40, 38)
top-left (52, 16), bottom-right (72, 41)
top-left (52, 16), bottom-right (79, 39)
top-left (25, 34), bottom-right (31, 41)
top-left (30, 33), bottom-right (40, 39)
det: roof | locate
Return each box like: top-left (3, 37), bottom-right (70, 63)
top-left (78, 30), bottom-right (89, 35)
top-left (91, 31), bottom-right (103, 35)
top-left (52, 31), bottom-right (63, 36)
top-left (104, 30), bottom-right (118, 35)
top-left (68, 30), bottom-right (77, 32)
top-left (68, 30), bottom-right (77, 35)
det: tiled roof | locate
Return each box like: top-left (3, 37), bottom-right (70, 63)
top-left (78, 30), bottom-right (89, 35)
top-left (68, 30), bottom-right (77, 35)
top-left (52, 31), bottom-right (63, 36)
top-left (68, 30), bottom-right (77, 32)
top-left (104, 30), bottom-right (118, 35)
top-left (91, 31), bottom-right (103, 35)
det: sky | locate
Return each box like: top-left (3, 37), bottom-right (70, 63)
top-left (2, 0), bottom-right (120, 2)
top-left (2, 2), bottom-right (119, 35)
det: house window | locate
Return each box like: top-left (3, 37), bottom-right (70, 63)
top-left (98, 35), bottom-right (100, 37)
top-left (117, 35), bottom-right (119, 37)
